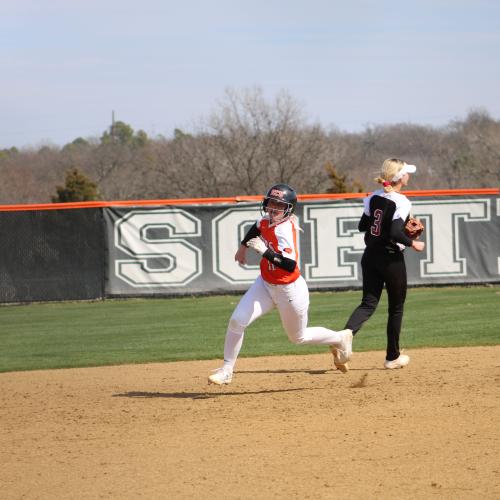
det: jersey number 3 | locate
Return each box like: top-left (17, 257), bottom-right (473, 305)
top-left (370, 209), bottom-right (383, 236)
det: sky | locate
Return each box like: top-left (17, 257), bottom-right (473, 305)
top-left (1, 0), bottom-right (499, 149)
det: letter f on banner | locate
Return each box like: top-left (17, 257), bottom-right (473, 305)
top-left (304, 203), bottom-right (365, 282)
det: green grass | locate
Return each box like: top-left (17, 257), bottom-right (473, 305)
top-left (1, 285), bottom-right (499, 373)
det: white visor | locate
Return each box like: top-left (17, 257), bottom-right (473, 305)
top-left (392, 163), bottom-right (417, 182)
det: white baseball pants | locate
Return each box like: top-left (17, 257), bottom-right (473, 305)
top-left (223, 275), bottom-right (344, 369)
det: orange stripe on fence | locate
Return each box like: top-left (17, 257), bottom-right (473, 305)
top-left (0, 188), bottom-right (498, 212)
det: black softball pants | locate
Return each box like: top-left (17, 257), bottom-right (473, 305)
top-left (345, 248), bottom-right (407, 361)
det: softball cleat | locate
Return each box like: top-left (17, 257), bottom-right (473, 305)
top-left (384, 354), bottom-right (410, 369)
top-left (208, 367), bottom-right (233, 385)
top-left (331, 329), bottom-right (353, 373)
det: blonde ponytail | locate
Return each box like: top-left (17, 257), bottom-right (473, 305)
top-left (375, 158), bottom-right (406, 192)
top-left (374, 176), bottom-right (394, 193)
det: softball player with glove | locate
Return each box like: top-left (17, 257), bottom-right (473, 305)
top-left (344, 158), bottom-right (425, 369)
top-left (208, 183), bottom-right (353, 385)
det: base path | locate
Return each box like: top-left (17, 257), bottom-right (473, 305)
top-left (1, 346), bottom-right (499, 499)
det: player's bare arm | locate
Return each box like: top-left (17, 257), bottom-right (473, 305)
top-left (234, 244), bottom-right (248, 264)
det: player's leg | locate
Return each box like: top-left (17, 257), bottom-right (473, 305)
top-left (275, 276), bottom-right (353, 372)
top-left (273, 275), bottom-right (309, 342)
top-left (276, 276), bottom-right (350, 345)
top-left (344, 251), bottom-right (384, 334)
top-left (223, 275), bottom-right (274, 367)
top-left (209, 276), bottom-right (274, 384)
top-left (383, 253), bottom-right (408, 365)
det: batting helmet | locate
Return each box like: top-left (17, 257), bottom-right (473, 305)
top-left (261, 183), bottom-right (297, 219)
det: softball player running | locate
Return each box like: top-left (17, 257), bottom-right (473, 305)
top-left (344, 159), bottom-right (425, 369)
top-left (208, 183), bottom-right (353, 385)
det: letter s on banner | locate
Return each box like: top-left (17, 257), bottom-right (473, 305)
top-left (114, 209), bottom-right (202, 287)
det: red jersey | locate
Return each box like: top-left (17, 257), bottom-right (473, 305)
top-left (257, 217), bottom-right (300, 285)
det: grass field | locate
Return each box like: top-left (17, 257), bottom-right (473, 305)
top-left (1, 285), bottom-right (499, 373)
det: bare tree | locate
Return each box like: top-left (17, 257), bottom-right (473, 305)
top-left (446, 109), bottom-right (500, 186)
top-left (155, 87), bottom-right (329, 197)
top-left (0, 99), bottom-right (498, 204)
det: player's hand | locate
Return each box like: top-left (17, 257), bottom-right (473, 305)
top-left (234, 244), bottom-right (248, 264)
top-left (412, 240), bottom-right (425, 252)
top-left (247, 237), bottom-right (267, 255)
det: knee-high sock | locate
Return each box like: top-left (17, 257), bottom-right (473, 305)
top-left (293, 327), bottom-right (345, 345)
top-left (223, 329), bottom-right (245, 369)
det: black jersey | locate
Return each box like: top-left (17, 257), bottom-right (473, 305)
top-left (360, 190), bottom-right (413, 252)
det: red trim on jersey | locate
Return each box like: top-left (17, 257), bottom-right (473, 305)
top-left (258, 218), bottom-right (300, 285)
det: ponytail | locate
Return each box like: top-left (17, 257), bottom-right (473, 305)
top-left (375, 158), bottom-right (406, 192)
top-left (374, 176), bottom-right (394, 193)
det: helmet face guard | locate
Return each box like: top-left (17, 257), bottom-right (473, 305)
top-left (261, 184), bottom-right (297, 221)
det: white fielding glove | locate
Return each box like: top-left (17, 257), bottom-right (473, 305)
top-left (247, 237), bottom-right (268, 255)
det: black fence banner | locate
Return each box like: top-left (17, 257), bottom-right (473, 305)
top-left (103, 194), bottom-right (500, 297)
top-left (0, 208), bottom-right (105, 302)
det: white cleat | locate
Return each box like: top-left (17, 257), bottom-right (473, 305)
top-left (331, 329), bottom-right (353, 373)
top-left (208, 367), bottom-right (233, 385)
top-left (384, 354), bottom-right (410, 369)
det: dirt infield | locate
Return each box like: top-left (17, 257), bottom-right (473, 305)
top-left (1, 346), bottom-right (499, 500)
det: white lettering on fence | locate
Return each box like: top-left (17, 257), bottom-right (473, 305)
top-left (303, 203), bottom-right (365, 281)
top-left (212, 207), bottom-right (266, 284)
top-left (412, 199), bottom-right (490, 277)
top-left (114, 209), bottom-right (202, 286)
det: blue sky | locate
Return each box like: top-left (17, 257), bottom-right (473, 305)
top-left (1, 0), bottom-right (499, 148)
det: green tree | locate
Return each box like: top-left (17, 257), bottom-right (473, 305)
top-left (61, 137), bottom-right (90, 153)
top-left (173, 128), bottom-right (192, 140)
top-left (134, 129), bottom-right (149, 147)
top-left (52, 168), bottom-right (99, 202)
top-left (0, 147), bottom-right (18, 159)
top-left (101, 121), bottom-right (134, 145)
top-left (70, 137), bottom-right (89, 147)
top-left (100, 121), bottom-right (149, 147)
top-left (325, 162), bottom-right (364, 193)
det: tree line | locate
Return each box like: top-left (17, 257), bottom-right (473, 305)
top-left (0, 88), bottom-right (498, 204)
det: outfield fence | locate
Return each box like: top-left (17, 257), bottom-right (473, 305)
top-left (0, 189), bottom-right (498, 303)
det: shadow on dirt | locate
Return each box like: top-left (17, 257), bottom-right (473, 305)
top-left (237, 368), bottom-right (329, 375)
top-left (113, 386), bottom-right (319, 400)
top-left (237, 367), bottom-right (382, 374)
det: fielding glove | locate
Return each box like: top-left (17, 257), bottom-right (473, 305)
top-left (404, 217), bottom-right (424, 240)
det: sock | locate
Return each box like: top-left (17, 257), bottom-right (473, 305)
top-left (223, 329), bottom-right (244, 370)
top-left (298, 327), bottom-right (344, 345)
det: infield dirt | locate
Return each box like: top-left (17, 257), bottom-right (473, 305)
top-left (1, 346), bottom-right (499, 499)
